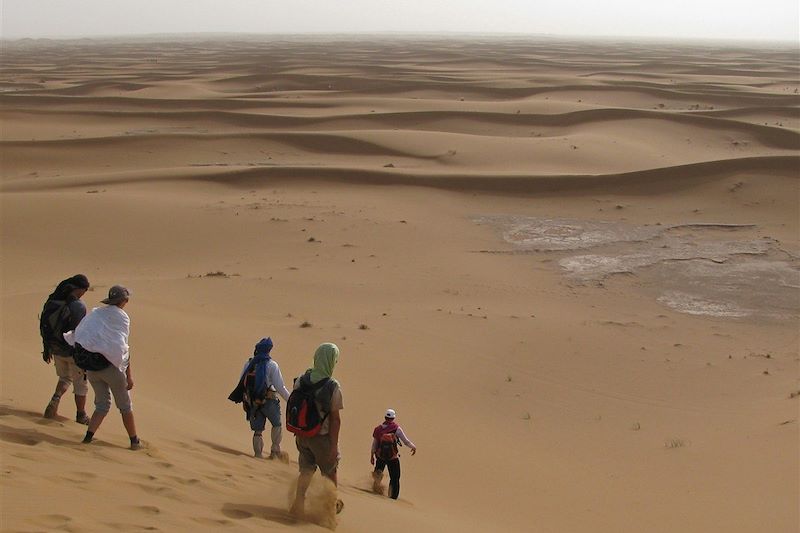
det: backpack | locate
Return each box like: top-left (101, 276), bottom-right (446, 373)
top-left (286, 375), bottom-right (331, 437)
top-left (73, 344), bottom-right (111, 371)
top-left (243, 356), bottom-right (270, 407)
top-left (39, 298), bottom-right (72, 354)
top-left (377, 430), bottom-right (399, 461)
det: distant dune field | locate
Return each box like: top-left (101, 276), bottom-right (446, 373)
top-left (1, 36), bottom-right (798, 533)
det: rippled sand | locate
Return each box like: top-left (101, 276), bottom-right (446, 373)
top-left (1, 36), bottom-right (798, 533)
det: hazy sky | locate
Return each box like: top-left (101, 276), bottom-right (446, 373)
top-left (2, 0), bottom-right (798, 42)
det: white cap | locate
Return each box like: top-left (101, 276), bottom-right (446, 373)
top-left (384, 409), bottom-right (396, 419)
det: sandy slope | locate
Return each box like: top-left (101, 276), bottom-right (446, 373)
top-left (1, 36), bottom-right (798, 532)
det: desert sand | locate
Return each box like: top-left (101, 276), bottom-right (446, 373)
top-left (1, 35), bottom-right (798, 532)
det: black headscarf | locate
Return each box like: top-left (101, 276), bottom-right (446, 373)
top-left (47, 274), bottom-right (90, 300)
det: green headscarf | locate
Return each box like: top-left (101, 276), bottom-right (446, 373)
top-left (309, 342), bottom-right (339, 383)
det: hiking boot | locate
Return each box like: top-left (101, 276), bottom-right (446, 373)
top-left (129, 438), bottom-right (143, 451)
top-left (76, 412), bottom-right (90, 425)
top-left (43, 398), bottom-right (60, 419)
top-left (268, 451), bottom-right (289, 463)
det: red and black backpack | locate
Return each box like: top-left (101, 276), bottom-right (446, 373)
top-left (286, 374), bottom-right (331, 437)
top-left (377, 430), bottom-right (399, 461)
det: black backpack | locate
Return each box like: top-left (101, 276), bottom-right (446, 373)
top-left (243, 357), bottom-right (270, 407)
top-left (286, 375), bottom-right (331, 437)
top-left (39, 298), bottom-right (72, 354)
top-left (73, 344), bottom-right (111, 371)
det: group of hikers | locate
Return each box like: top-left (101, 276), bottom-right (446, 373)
top-left (39, 274), bottom-right (417, 520)
top-left (227, 335), bottom-right (418, 512)
top-left (40, 275), bottom-right (139, 450)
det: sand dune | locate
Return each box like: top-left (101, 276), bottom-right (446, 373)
top-left (1, 36), bottom-right (798, 532)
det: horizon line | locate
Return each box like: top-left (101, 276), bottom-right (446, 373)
top-left (1, 30), bottom-right (798, 47)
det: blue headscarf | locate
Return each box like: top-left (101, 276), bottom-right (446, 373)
top-left (248, 337), bottom-right (274, 398)
top-left (254, 337), bottom-right (273, 358)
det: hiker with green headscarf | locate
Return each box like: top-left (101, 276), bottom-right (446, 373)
top-left (289, 343), bottom-right (344, 520)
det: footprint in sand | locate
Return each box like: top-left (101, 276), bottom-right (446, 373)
top-left (168, 475), bottom-right (202, 486)
top-left (34, 514), bottom-right (72, 528)
top-left (192, 516), bottom-right (234, 526)
top-left (132, 505), bottom-right (161, 514)
top-left (223, 508), bottom-right (253, 519)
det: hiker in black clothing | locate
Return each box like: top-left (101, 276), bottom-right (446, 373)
top-left (40, 274), bottom-right (91, 424)
top-left (371, 408), bottom-right (417, 500)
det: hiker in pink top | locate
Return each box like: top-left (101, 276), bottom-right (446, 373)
top-left (370, 408), bottom-right (417, 499)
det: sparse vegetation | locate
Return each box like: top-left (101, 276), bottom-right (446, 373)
top-left (789, 390), bottom-right (800, 399)
top-left (204, 271), bottom-right (229, 278)
top-left (358, 324), bottom-right (369, 330)
top-left (299, 321), bottom-right (312, 328)
top-left (665, 438), bottom-right (686, 449)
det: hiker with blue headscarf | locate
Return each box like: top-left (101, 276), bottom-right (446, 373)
top-left (228, 337), bottom-right (291, 460)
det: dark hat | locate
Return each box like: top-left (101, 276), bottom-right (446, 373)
top-left (102, 285), bottom-right (130, 305)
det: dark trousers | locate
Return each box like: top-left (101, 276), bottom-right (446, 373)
top-left (374, 457), bottom-right (401, 499)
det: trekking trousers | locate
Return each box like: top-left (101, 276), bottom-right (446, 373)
top-left (374, 457), bottom-right (401, 499)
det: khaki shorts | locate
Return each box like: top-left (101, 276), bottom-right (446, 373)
top-left (53, 354), bottom-right (88, 396)
top-left (296, 435), bottom-right (339, 476)
top-left (88, 365), bottom-right (132, 414)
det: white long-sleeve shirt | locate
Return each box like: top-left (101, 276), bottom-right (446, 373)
top-left (67, 305), bottom-right (130, 371)
top-left (238, 358), bottom-right (290, 401)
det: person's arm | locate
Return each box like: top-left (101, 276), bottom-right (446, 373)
top-left (328, 409), bottom-right (341, 463)
top-left (68, 300), bottom-right (87, 331)
top-left (396, 427), bottom-right (417, 454)
top-left (370, 436), bottom-right (378, 464)
top-left (126, 364), bottom-right (134, 390)
top-left (271, 362), bottom-right (291, 401)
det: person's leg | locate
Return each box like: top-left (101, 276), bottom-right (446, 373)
top-left (249, 404), bottom-right (267, 457)
top-left (324, 468), bottom-right (338, 487)
top-left (373, 458), bottom-right (386, 493)
top-left (74, 394), bottom-right (88, 421)
top-left (291, 471), bottom-right (314, 516)
top-left (290, 437), bottom-right (317, 516)
top-left (45, 356), bottom-right (72, 418)
top-left (121, 411), bottom-right (137, 437)
top-left (252, 432), bottom-right (264, 457)
top-left (264, 399), bottom-right (283, 457)
top-left (83, 372), bottom-right (111, 442)
top-left (387, 459), bottom-right (401, 499)
top-left (69, 359), bottom-right (90, 424)
top-left (312, 436), bottom-right (338, 487)
top-left (86, 410), bottom-right (107, 434)
top-left (106, 366), bottom-right (139, 448)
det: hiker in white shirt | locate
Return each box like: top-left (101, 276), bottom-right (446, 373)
top-left (228, 337), bottom-right (291, 460)
top-left (69, 285), bottom-right (141, 450)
